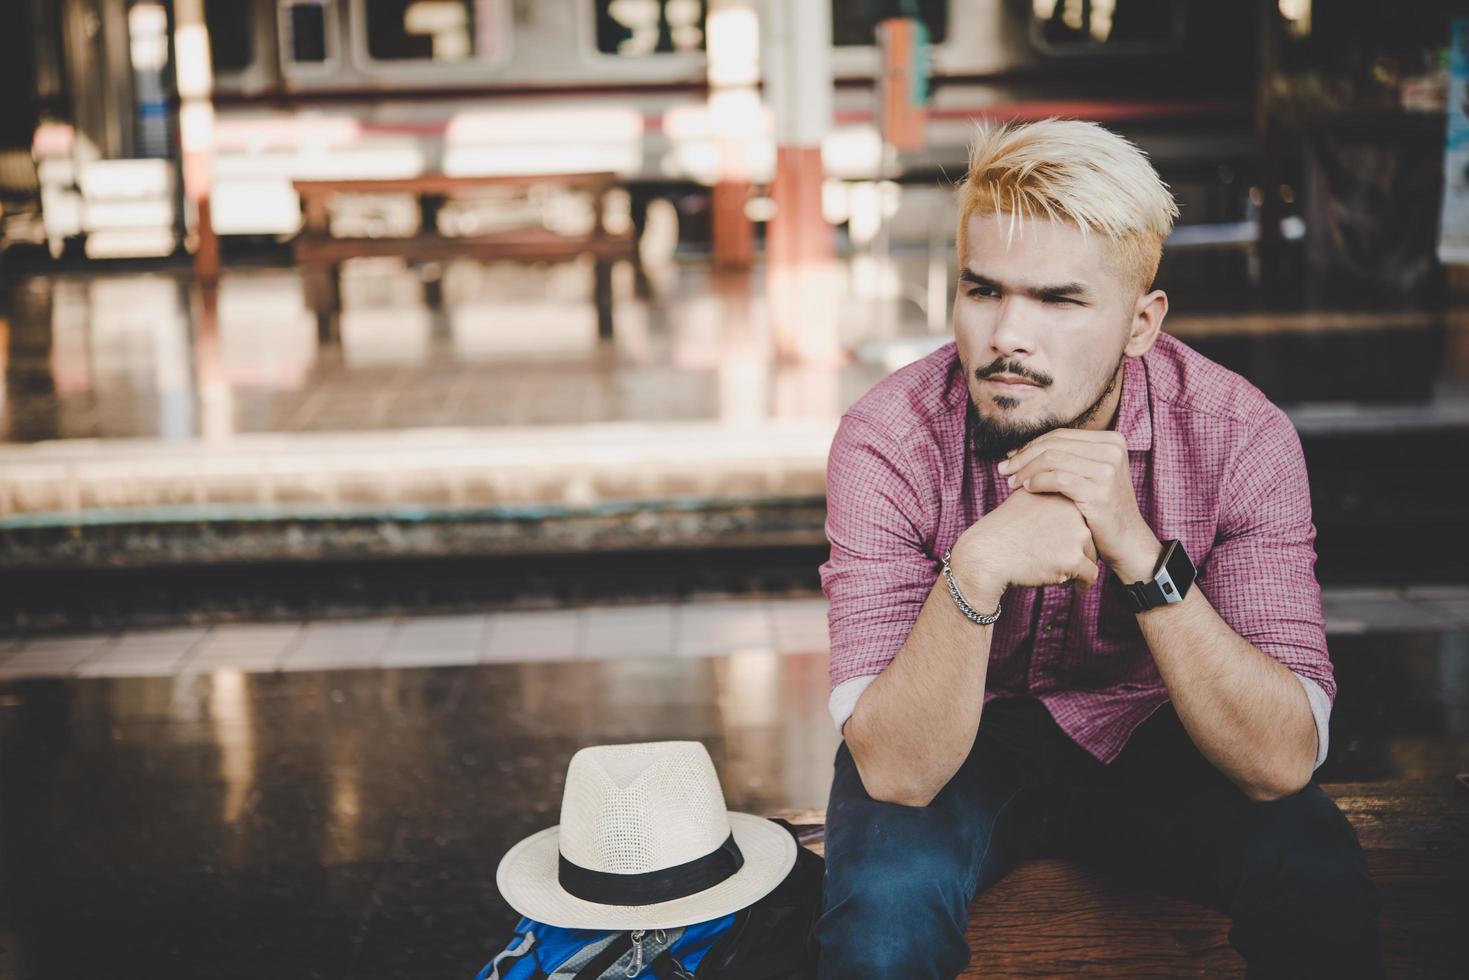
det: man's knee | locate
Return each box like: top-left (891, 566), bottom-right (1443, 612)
top-left (1229, 788), bottom-right (1385, 977)
top-left (1234, 787), bottom-right (1378, 907)
top-left (817, 836), bottom-right (974, 978)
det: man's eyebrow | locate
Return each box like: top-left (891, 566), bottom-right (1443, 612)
top-left (958, 268), bottom-right (1091, 299)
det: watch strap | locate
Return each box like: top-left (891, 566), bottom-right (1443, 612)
top-left (1117, 577), bottom-right (1166, 613)
top-left (1113, 539), bottom-right (1190, 613)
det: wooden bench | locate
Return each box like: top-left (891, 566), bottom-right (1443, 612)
top-left (773, 779), bottom-right (1468, 977)
top-left (291, 172), bottom-right (637, 342)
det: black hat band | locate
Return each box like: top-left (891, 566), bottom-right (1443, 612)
top-left (557, 832), bottom-right (745, 906)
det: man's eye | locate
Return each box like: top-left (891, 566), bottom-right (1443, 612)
top-left (967, 286), bottom-right (998, 299)
top-left (1042, 296), bottom-right (1080, 305)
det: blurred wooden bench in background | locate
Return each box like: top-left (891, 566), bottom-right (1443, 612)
top-left (292, 171), bottom-right (636, 341)
top-left (773, 779), bottom-right (1467, 977)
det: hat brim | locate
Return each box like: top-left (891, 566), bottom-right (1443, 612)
top-left (495, 811), bottom-right (798, 930)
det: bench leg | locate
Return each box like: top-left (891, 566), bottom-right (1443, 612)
top-left (594, 257), bottom-right (614, 340)
top-left (305, 263), bottom-right (341, 344)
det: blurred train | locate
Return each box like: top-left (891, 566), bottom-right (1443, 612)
top-left (9, 0), bottom-right (1262, 256)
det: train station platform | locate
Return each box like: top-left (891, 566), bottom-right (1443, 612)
top-left (3, 257), bottom-right (1469, 626)
top-left (3, 250), bottom-right (1466, 980)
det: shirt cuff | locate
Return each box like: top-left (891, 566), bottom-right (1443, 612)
top-left (829, 674), bottom-right (878, 736)
top-left (1293, 672), bottom-right (1333, 772)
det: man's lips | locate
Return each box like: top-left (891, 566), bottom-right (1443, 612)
top-left (984, 374), bottom-right (1040, 388)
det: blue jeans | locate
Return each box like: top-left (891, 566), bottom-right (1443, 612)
top-left (815, 696), bottom-right (1385, 979)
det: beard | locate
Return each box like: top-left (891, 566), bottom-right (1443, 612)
top-left (966, 354), bottom-right (1125, 463)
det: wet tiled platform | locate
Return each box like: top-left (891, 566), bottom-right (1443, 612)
top-left (4, 587), bottom-right (1469, 682)
top-left (0, 258), bottom-right (895, 446)
top-left (1, 593), bottom-right (1465, 979)
top-left (3, 258), bottom-right (1468, 526)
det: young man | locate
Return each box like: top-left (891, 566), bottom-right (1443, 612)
top-left (815, 119), bottom-right (1385, 979)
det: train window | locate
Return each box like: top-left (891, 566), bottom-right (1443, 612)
top-left (362, 0), bottom-right (505, 62)
top-left (593, 0), bottom-right (707, 56)
top-left (283, 1), bottom-right (332, 63)
top-left (204, 0), bottom-right (255, 72)
top-left (831, 0), bottom-right (948, 47)
top-left (1029, 0), bottom-right (1185, 54)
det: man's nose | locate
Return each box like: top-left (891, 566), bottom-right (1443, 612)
top-left (990, 297), bottom-right (1036, 357)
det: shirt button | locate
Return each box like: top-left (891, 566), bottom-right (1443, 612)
top-left (1042, 623), bottom-right (1055, 633)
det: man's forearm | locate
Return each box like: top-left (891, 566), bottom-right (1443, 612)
top-left (1132, 583), bottom-right (1318, 801)
top-left (844, 576), bottom-right (1001, 806)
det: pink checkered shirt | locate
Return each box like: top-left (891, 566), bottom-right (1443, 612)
top-left (821, 333), bottom-right (1334, 769)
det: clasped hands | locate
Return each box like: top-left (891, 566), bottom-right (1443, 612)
top-left (993, 429), bottom-right (1162, 589)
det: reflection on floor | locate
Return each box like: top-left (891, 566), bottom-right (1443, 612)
top-left (4, 256), bottom-right (1468, 445)
top-left (0, 646), bottom-right (839, 979)
top-left (1, 257), bottom-right (899, 444)
top-left (1, 593), bottom-right (1467, 978)
top-left (4, 587), bottom-right (1468, 682)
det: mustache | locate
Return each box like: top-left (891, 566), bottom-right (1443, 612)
top-left (974, 360), bottom-right (1052, 387)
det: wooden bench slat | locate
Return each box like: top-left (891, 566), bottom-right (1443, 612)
top-left (295, 232), bottom-right (635, 265)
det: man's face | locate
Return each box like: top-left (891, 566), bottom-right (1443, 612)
top-left (953, 212), bottom-right (1135, 461)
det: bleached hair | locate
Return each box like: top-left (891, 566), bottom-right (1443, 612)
top-left (956, 118), bottom-right (1180, 294)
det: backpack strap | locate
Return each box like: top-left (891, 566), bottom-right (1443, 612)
top-left (647, 948), bottom-right (696, 980)
top-left (566, 931), bottom-right (632, 979)
top-left (479, 930), bottom-right (541, 980)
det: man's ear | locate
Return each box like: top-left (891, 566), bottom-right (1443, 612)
top-left (1125, 289), bottom-right (1168, 357)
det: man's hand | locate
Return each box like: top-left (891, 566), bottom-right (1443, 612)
top-left (844, 488), bottom-right (1102, 808)
top-left (996, 429), bottom-right (1162, 583)
top-left (952, 485), bottom-right (1102, 598)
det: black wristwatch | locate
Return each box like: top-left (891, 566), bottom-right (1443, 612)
top-left (1112, 538), bottom-right (1195, 613)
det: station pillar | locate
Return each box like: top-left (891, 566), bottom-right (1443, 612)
top-left (173, 0), bottom-right (218, 281)
top-left (763, 0), bottom-right (839, 366)
top-left (707, 0), bottom-right (760, 269)
top-left (765, 0), bottom-right (833, 269)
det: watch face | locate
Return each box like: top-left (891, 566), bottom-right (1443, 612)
top-left (1159, 540), bottom-right (1194, 603)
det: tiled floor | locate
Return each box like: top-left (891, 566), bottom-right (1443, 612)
top-left (3, 587), bottom-right (1468, 682)
top-left (1, 600), bottom-right (1465, 979)
top-left (0, 649), bottom-right (844, 980)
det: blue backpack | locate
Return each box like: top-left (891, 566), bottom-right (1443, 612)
top-left (474, 914), bottom-right (735, 979)
top-left (477, 820), bottom-right (823, 980)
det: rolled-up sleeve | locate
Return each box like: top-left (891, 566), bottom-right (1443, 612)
top-left (820, 413), bottom-right (938, 732)
top-left (1197, 404), bottom-right (1335, 770)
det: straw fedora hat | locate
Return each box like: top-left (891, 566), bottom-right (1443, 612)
top-left (496, 740), bottom-right (798, 930)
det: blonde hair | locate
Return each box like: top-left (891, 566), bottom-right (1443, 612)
top-left (956, 118), bottom-right (1179, 294)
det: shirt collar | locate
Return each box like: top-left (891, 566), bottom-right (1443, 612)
top-left (1116, 353), bottom-right (1153, 452)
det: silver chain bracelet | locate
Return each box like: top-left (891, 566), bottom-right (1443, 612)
top-left (941, 548), bottom-right (1002, 625)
